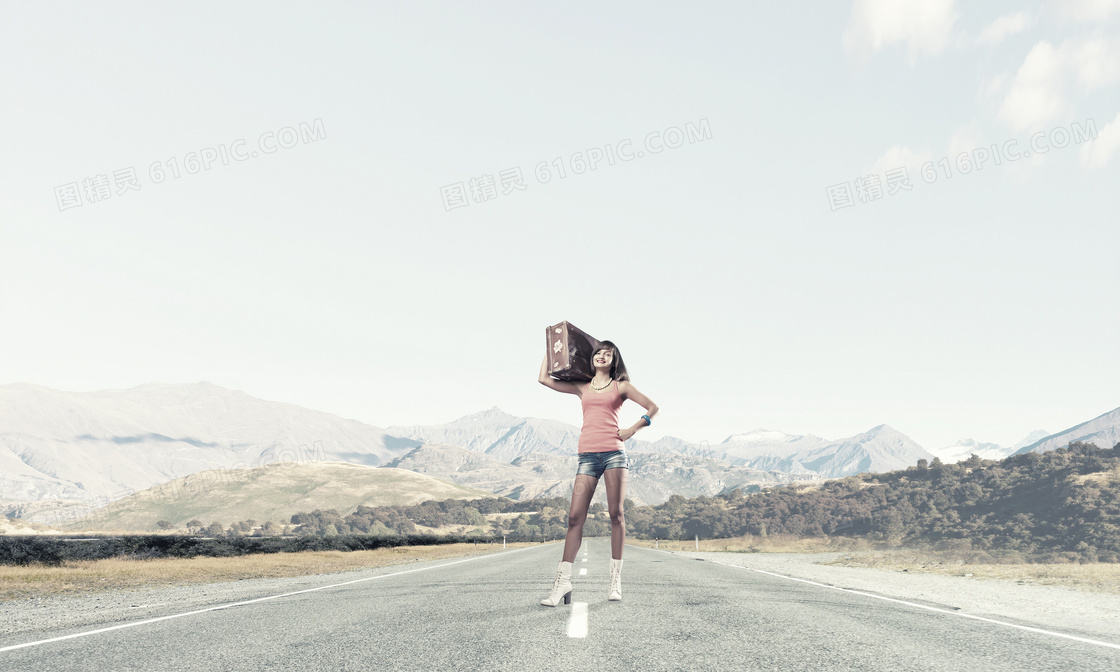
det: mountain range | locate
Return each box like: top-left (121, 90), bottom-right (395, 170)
top-left (1, 383), bottom-right (1115, 521)
top-left (706, 426), bottom-right (935, 477)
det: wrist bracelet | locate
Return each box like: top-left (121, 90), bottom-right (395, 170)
top-left (641, 414), bottom-right (651, 426)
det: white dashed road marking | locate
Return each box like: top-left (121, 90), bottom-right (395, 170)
top-left (567, 602), bottom-right (589, 638)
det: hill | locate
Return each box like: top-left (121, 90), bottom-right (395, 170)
top-left (623, 441), bottom-right (1120, 562)
top-left (62, 461), bottom-right (497, 532)
top-left (1013, 406), bottom-right (1120, 456)
top-left (0, 382), bottom-right (419, 509)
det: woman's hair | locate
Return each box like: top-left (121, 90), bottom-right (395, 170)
top-left (593, 340), bottom-right (630, 382)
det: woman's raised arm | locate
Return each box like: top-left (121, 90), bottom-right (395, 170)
top-left (538, 353), bottom-right (583, 396)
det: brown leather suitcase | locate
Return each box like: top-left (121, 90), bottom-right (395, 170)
top-left (546, 321), bottom-right (601, 381)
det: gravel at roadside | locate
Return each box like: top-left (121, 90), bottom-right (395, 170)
top-left (0, 553), bottom-right (498, 643)
top-left (664, 550), bottom-right (1120, 645)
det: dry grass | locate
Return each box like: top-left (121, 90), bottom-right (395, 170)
top-left (0, 518), bottom-right (66, 536)
top-left (630, 535), bottom-right (1120, 593)
top-left (0, 541), bottom-right (540, 602)
top-left (822, 550), bottom-right (1120, 593)
top-left (628, 534), bottom-right (881, 554)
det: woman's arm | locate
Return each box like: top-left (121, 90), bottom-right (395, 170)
top-left (538, 353), bottom-right (582, 396)
top-left (617, 380), bottom-right (659, 441)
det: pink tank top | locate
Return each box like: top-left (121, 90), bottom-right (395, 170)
top-left (578, 379), bottom-right (625, 453)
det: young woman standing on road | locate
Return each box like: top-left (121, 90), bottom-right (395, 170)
top-left (537, 340), bottom-right (659, 606)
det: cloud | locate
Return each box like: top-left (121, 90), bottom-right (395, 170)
top-left (945, 121), bottom-right (985, 163)
top-left (1050, 0), bottom-right (1120, 22)
top-left (997, 36), bottom-right (1120, 133)
top-left (1067, 36), bottom-right (1120, 89)
top-left (1079, 113), bottom-right (1120, 168)
top-left (865, 122), bottom-right (981, 180)
top-left (843, 0), bottom-right (960, 67)
top-left (868, 144), bottom-right (932, 179)
top-left (997, 42), bottom-right (1071, 132)
top-left (864, 118), bottom-right (1063, 186)
top-left (975, 10), bottom-right (1035, 46)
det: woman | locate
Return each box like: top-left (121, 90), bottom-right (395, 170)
top-left (537, 340), bottom-right (659, 606)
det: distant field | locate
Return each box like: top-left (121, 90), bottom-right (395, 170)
top-left (627, 534), bottom-right (878, 554)
top-left (0, 541), bottom-right (541, 602)
top-left (628, 534), bottom-right (1120, 593)
top-left (822, 550), bottom-right (1120, 594)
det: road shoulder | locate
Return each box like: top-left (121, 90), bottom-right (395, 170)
top-left (664, 549), bottom-right (1120, 644)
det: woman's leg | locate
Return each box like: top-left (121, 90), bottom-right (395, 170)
top-left (603, 466), bottom-right (627, 560)
top-left (562, 474), bottom-right (598, 563)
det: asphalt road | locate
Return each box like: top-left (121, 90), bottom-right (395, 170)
top-left (2, 539), bottom-right (1118, 671)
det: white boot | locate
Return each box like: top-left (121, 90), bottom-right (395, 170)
top-left (608, 558), bottom-right (623, 601)
top-left (541, 561), bottom-right (573, 606)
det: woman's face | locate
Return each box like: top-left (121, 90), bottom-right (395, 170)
top-left (593, 348), bottom-right (613, 371)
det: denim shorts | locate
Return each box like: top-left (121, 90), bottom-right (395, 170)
top-left (576, 450), bottom-right (629, 478)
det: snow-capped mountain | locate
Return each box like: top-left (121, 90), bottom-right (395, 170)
top-left (932, 438), bottom-right (1009, 463)
top-left (385, 407), bottom-right (582, 462)
top-left (930, 430), bottom-right (1051, 464)
top-left (714, 429), bottom-right (832, 470)
top-left (1012, 407), bottom-right (1120, 455)
top-left (713, 426), bottom-right (933, 478)
top-left (1010, 430), bottom-right (1051, 452)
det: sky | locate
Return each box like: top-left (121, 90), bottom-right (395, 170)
top-left (1, 0), bottom-right (1118, 453)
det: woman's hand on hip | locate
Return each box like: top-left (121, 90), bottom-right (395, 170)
top-left (618, 427), bottom-right (636, 442)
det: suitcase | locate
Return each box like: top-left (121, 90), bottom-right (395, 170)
top-left (546, 321), bottom-right (601, 381)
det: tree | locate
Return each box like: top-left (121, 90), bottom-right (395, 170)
top-left (156, 520), bottom-right (173, 530)
top-left (205, 522), bottom-right (224, 536)
top-left (368, 521), bottom-right (395, 536)
top-left (719, 487), bottom-right (745, 502)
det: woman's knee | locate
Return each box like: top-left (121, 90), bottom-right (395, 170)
top-left (568, 513), bottom-right (587, 529)
top-left (609, 510), bottom-right (625, 527)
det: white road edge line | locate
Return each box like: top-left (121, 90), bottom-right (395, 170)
top-left (668, 550), bottom-right (1120, 652)
top-left (567, 602), bottom-right (589, 638)
top-left (0, 545), bottom-right (539, 654)
top-left (579, 568), bottom-right (587, 575)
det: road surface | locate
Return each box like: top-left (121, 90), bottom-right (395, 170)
top-left (2, 539), bottom-right (1117, 671)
